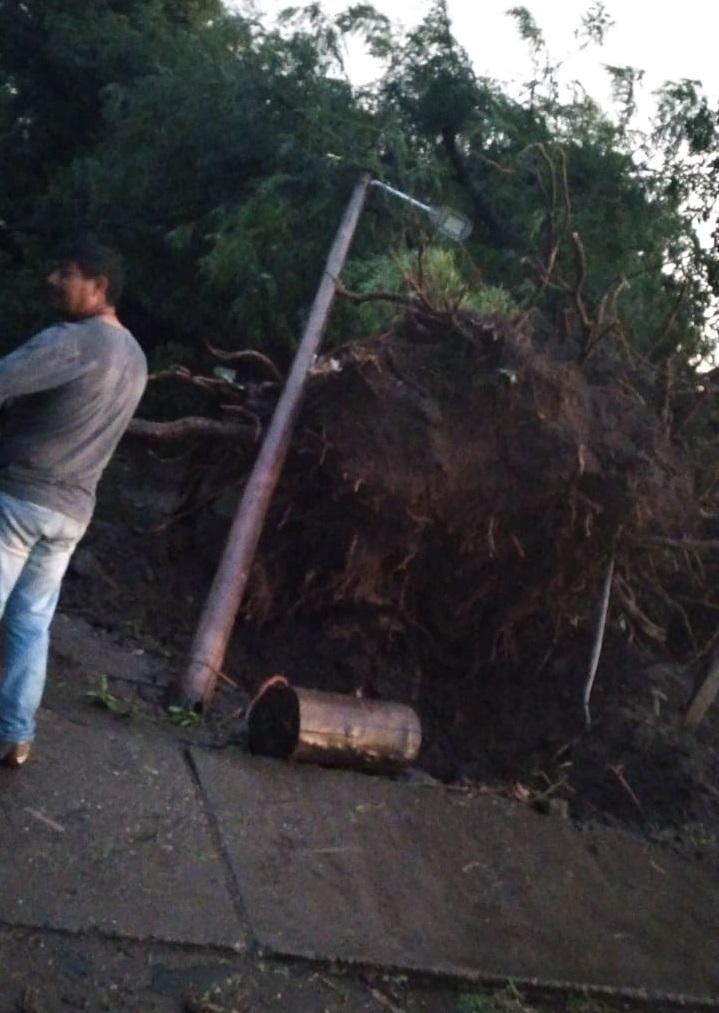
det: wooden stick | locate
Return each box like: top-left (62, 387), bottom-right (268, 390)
top-left (685, 646), bottom-right (719, 728)
top-left (583, 554), bottom-right (615, 729)
top-left (202, 341), bottom-right (283, 382)
top-left (127, 416), bottom-right (254, 442)
top-left (335, 281), bottom-right (418, 308)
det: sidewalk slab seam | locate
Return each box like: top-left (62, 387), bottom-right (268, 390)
top-left (190, 749), bottom-right (719, 999)
top-left (0, 711), bottom-right (246, 950)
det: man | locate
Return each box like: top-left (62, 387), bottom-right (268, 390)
top-left (0, 238), bottom-right (147, 767)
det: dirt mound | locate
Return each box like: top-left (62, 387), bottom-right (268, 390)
top-left (101, 307), bottom-right (718, 850)
top-left (242, 309), bottom-right (693, 672)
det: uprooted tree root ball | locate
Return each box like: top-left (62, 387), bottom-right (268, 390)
top-left (125, 307), bottom-right (719, 829)
top-left (238, 310), bottom-right (698, 659)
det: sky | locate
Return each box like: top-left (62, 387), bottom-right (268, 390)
top-left (247, 0), bottom-right (719, 120)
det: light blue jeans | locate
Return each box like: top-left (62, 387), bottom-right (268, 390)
top-left (0, 491), bottom-right (86, 742)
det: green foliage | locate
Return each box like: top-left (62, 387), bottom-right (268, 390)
top-left (456, 985), bottom-right (535, 1013)
top-left (167, 704), bottom-right (202, 728)
top-left (576, 2), bottom-right (614, 49)
top-left (26, 6), bottom-right (388, 354)
top-left (344, 246), bottom-right (516, 334)
top-left (507, 6), bottom-right (545, 53)
top-left (565, 998), bottom-right (622, 1013)
top-left (0, 0), bottom-right (715, 371)
top-left (85, 675), bottom-right (123, 713)
top-left (377, 2), bottom-right (716, 361)
top-left (85, 675), bottom-right (136, 718)
top-left (605, 65), bottom-right (644, 131)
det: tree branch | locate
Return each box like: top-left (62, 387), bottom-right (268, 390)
top-left (127, 417), bottom-right (255, 442)
top-left (335, 281), bottom-right (418, 308)
top-left (202, 340), bottom-right (283, 382)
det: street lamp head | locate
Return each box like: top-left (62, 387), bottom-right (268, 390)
top-left (369, 179), bottom-right (473, 243)
top-left (430, 206), bottom-right (473, 243)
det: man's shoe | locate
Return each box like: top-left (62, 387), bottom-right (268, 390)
top-left (0, 741), bottom-right (31, 768)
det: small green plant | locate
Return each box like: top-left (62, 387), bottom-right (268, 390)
top-left (566, 997), bottom-right (619, 1013)
top-left (457, 984), bottom-right (536, 1013)
top-left (167, 704), bottom-right (202, 729)
top-left (85, 675), bottom-right (127, 715)
top-left (123, 616), bottom-right (147, 640)
top-left (457, 995), bottom-right (494, 1013)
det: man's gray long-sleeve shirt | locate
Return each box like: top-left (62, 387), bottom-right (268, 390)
top-left (0, 318), bottom-right (147, 524)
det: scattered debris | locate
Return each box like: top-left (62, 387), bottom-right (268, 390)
top-left (607, 764), bottom-right (643, 814)
top-left (23, 809), bottom-right (66, 834)
top-left (685, 647), bottom-right (719, 728)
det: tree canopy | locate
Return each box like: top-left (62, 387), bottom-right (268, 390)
top-left (0, 0), bottom-right (716, 370)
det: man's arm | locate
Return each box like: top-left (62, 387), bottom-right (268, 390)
top-left (0, 327), bottom-right (89, 406)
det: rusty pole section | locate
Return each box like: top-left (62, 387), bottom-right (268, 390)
top-left (246, 676), bottom-right (422, 772)
top-left (180, 175), bottom-right (371, 707)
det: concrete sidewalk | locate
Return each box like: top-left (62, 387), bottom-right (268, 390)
top-left (191, 751), bottom-right (719, 998)
top-left (0, 709), bottom-right (242, 949)
top-left (0, 699), bottom-right (717, 1006)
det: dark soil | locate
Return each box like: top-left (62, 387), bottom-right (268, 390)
top-left (60, 308), bottom-right (719, 871)
top-left (58, 430), bottom-right (719, 876)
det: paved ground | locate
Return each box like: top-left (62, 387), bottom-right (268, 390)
top-left (191, 751), bottom-right (719, 995)
top-left (0, 710), bottom-right (241, 949)
top-left (0, 617), bottom-right (718, 1011)
top-left (0, 923), bottom-right (459, 1013)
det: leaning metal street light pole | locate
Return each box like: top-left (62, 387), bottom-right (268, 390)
top-left (180, 175), bottom-right (371, 707)
top-left (180, 174), bottom-right (471, 708)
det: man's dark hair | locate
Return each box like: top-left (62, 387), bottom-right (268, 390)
top-left (53, 236), bottom-right (125, 306)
